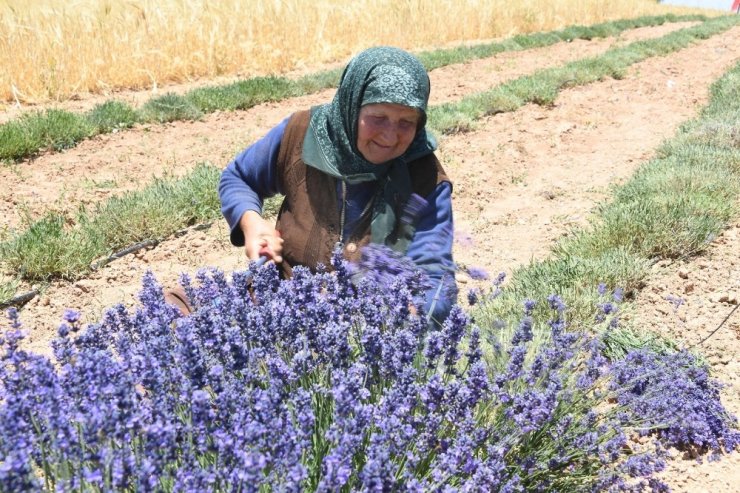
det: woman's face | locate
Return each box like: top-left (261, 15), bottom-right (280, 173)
top-left (356, 103), bottom-right (420, 164)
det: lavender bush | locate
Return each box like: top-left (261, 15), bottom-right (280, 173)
top-left (611, 349), bottom-right (740, 457)
top-left (0, 247), bottom-right (737, 491)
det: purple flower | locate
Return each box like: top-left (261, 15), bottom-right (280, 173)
top-left (441, 306), bottom-right (469, 374)
top-left (620, 453), bottom-right (666, 478)
top-left (62, 308), bottom-right (81, 325)
top-left (610, 349), bottom-right (740, 453)
top-left (466, 266), bottom-right (490, 280)
top-left (511, 316), bottom-right (533, 346)
top-left (465, 327), bottom-right (483, 365)
top-left (665, 294), bottom-right (684, 310)
top-left (465, 361), bottom-right (490, 406)
top-left (423, 329), bottom-right (445, 367)
top-left (577, 339), bottom-right (608, 389)
top-left (522, 299), bottom-right (536, 315)
top-left (599, 301), bottom-right (616, 315)
top-left (547, 294), bottom-right (566, 313)
top-left (612, 287), bottom-right (624, 302)
top-left (505, 380), bottom-right (561, 434)
top-left (467, 287), bottom-right (481, 306)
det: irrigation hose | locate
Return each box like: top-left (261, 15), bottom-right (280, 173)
top-left (89, 222), bottom-right (215, 271)
top-left (0, 290), bottom-right (38, 309)
top-left (1, 222), bottom-right (217, 310)
top-left (688, 303), bottom-right (739, 349)
top-left (90, 239), bottom-right (159, 271)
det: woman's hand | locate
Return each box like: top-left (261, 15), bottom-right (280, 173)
top-left (239, 210), bottom-right (283, 263)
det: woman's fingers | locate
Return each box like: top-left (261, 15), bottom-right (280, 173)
top-left (255, 233), bottom-right (283, 263)
top-left (266, 234), bottom-right (284, 263)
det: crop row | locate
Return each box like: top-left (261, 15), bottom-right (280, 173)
top-left (4, 242), bottom-right (736, 490)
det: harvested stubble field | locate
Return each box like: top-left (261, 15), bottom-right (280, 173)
top-left (1, 17), bottom-right (739, 492)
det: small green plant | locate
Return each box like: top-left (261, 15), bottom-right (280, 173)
top-left (0, 212), bottom-right (102, 281)
top-left (0, 109), bottom-right (94, 161)
top-left (33, 109), bottom-right (95, 151)
top-left (294, 68), bottom-right (343, 94)
top-left (140, 93), bottom-right (202, 123)
top-left (0, 277), bottom-right (19, 306)
top-left (0, 123), bottom-right (35, 162)
top-left (85, 100), bottom-right (139, 133)
top-left (81, 178), bottom-right (118, 190)
top-left (262, 195), bottom-right (283, 218)
top-left (602, 325), bottom-right (683, 361)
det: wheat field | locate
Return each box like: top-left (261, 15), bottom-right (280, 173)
top-left (0, 0), bottom-right (713, 104)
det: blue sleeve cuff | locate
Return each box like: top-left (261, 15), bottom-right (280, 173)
top-left (405, 181), bottom-right (457, 324)
top-left (424, 273), bottom-right (458, 327)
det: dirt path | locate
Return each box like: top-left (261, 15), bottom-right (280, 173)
top-left (2, 22), bottom-right (739, 492)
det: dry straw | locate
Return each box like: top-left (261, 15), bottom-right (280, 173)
top-left (0, 0), bottom-right (709, 104)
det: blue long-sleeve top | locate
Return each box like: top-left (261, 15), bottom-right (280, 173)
top-left (219, 116), bottom-right (457, 324)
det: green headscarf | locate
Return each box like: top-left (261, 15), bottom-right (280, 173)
top-left (302, 46), bottom-right (437, 248)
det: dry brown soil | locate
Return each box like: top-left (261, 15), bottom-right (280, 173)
top-left (2, 22), bottom-right (739, 491)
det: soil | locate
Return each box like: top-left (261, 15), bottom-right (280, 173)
top-left (2, 21), bottom-right (739, 491)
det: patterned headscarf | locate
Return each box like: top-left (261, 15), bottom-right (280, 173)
top-left (302, 46), bottom-right (436, 182)
top-left (302, 46), bottom-right (437, 248)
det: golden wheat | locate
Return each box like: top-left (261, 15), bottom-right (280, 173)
top-left (0, 0), bottom-right (713, 104)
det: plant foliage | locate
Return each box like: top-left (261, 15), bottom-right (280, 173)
top-left (1, 247), bottom-right (737, 491)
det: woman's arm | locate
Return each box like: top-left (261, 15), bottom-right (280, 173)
top-left (218, 117), bottom-right (289, 258)
top-left (406, 181), bottom-right (458, 325)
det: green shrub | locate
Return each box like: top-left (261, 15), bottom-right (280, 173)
top-left (0, 121), bottom-right (37, 161)
top-left (0, 213), bottom-right (102, 281)
top-left (140, 93), bottom-right (203, 123)
top-left (85, 100), bottom-right (139, 133)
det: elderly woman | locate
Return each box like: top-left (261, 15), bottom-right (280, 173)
top-left (218, 46), bottom-right (457, 323)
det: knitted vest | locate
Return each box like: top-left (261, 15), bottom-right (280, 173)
top-left (274, 110), bottom-right (449, 277)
